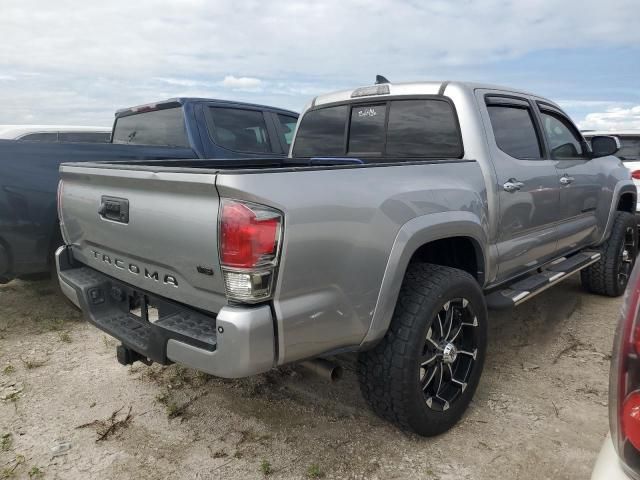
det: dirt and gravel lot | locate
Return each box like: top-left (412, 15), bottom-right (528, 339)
top-left (0, 275), bottom-right (620, 479)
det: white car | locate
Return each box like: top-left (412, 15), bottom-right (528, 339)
top-left (0, 125), bottom-right (111, 143)
top-left (591, 262), bottom-right (640, 479)
top-left (584, 131), bottom-right (640, 215)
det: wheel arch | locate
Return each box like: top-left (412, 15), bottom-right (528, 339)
top-left (360, 211), bottom-right (488, 349)
top-left (598, 181), bottom-right (637, 245)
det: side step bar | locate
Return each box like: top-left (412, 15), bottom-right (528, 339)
top-left (486, 251), bottom-right (601, 310)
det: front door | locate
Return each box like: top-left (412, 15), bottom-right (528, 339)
top-left (536, 102), bottom-right (601, 253)
top-left (478, 91), bottom-right (562, 282)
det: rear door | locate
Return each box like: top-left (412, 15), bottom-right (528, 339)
top-left (477, 91), bottom-right (562, 281)
top-left (535, 102), bottom-right (601, 252)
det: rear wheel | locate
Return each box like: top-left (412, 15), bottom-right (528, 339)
top-left (581, 211), bottom-right (638, 297)
top-left (357, 263), bottom-right (487, 436)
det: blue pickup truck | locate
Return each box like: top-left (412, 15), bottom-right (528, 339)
top-left (0, 98), bottom-right (298, 283)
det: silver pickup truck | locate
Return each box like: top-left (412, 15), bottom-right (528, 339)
top-left (56, 80), bottom-right (636, 436)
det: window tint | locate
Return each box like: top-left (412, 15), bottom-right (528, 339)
top-left (19, 132), bottom-right (58, 142)
top-left (277, 114), bottom-right (298, 146)
top-left (113, 108), bottom-right (188, 147)
top-left (348, 104), bottom-right (386, 154)
top-left (487, 105), bottom-right (541, 159)
top-left (386, 100), bottom-right (462, 157)
top-left (208, 107), bottom-right (271, 153)
top-left (58, 132), bottom-right (111, 143)
top-left (292, 105), bottom-right (347, 157)
top-left (540, 111), bottom-right (585, 159)
top-left (616, 137), bottom-right (640, 161)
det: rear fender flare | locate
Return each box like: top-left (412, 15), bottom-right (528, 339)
top-left (359, 211), bottom-right (488, 348)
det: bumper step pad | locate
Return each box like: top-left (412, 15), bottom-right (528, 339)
top-left (59, 267), bottom-right (217, 364)
top-left (486, 251), bottom-right (601, 310)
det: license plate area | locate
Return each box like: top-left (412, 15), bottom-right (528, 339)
top-left (128, 291), bottom-right (175, 324)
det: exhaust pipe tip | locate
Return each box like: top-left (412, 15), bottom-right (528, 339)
top-left (300, 358), bottom-right (343, 382)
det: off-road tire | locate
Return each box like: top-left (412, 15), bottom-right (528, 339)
top-left (581, 211), bottom-right (638, 297)
top-left (357, 263), bottom-right (488, 436)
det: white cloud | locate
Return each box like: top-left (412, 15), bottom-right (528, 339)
top-left (0, 0), bottom-right (638, 123)
top-left (579, 106), bottom-right (640, 131)
top-left (221, 75), bottom-right (262, 91)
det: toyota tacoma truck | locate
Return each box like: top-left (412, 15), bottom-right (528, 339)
top-left (0, 98), bottom-right (297, 283)
top-left (55, 80), bottom-right (636, 436)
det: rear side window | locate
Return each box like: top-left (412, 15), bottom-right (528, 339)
top-left (386, 100), bottom-right (462, 157)
top-left (293, 105), bottom-right (347, 157)
top-left (58, 132), bottom-right (110, 143)
top-left (19, 132), bottom-right (58, 142)
top-left (112, 107), bottom-right (188, 147)
top-left (292, 99), bottom-right (462, 160)
top-left (487, 105), bottom-right (541, 159)
top-left (277, 114), bottom-right (298, 147)
top-left (208, 107), bottom-right (272, 153)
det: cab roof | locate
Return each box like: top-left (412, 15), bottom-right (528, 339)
top-left (115, 98), bottom-right (298, 118)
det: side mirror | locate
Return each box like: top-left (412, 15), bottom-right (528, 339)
top-left (590, 135), bottom-right (620, 158)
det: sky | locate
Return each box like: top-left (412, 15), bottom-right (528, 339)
top-left (1, 0), bottom-right (639, 131)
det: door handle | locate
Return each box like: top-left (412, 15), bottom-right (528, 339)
top-left (560, 175), bottom-right (575, 185)
top-left (503, 179), bottom-right (524, 193)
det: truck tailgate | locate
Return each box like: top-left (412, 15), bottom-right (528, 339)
top-left (59, 164), bottom-right (227, 313)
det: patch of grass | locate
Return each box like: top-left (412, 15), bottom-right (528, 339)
top-left (43, 318), bottom-right (65, 332)
top-left (307, 464), bottom-right (324, 478)
top-left (155, 392), bottom-right (169, 405)
top-left (5, 391), bottom-right (20, 404)
top-left (1, 433), bottom-right (12, 451)
top-left (20, 357), bottom-right (47, 370)
top-left (2, 364), bottom-right (15, 375)
top-left (27, 466), bottom-right (44, 479)
top-left (59, 332), bottom-right (72, 343)
top-left (212, 449), bottom-right (228, 459)
top-left (1, 454), bottom-right (25, 479)
top-left (76, 406), bottom-right (133, 442)
top-left (233, 451), bottom-right (243, 459)
top-left (165, 402), bottom-right (181, 418)
top-left (260, 459), bottom-right (273, 476)
top-left (102, 336), bottom-right (116, 349)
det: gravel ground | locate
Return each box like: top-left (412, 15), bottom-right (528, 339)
top-left (0, 275), bottom-right (620, 479)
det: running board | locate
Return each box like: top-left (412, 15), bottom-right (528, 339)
top-left (486, 251), bottom-right (601, 310)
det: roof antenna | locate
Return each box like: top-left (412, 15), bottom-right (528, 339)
top-left (375, 75), bottom-right (390, 85)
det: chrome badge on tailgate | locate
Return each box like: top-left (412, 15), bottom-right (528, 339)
top-left (90, 249), bottom-right (178, 287)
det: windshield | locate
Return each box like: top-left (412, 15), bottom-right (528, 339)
top-left (112, 107), bottom-right (189, 147)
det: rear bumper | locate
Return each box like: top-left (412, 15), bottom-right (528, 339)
top-left (55, 245), bottom-right (275, 378)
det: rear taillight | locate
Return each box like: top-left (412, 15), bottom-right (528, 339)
top-left (610, 263), bottom-right (640, 475)
top-left (219, 199), bottom-right (282, 303)
top-left (632, 170), bottom-right (640, 180)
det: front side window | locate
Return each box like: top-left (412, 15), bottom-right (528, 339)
top-left (208, 107), bottom-right (271, 153)
top-left (540, 111), bottom-right (585, 159)
top-left (487, 105), bottom-right (541, 159)
top-left (112, 107), bottom-right (188, 147)
top-left (277, 114), bottom-right (298, 147)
